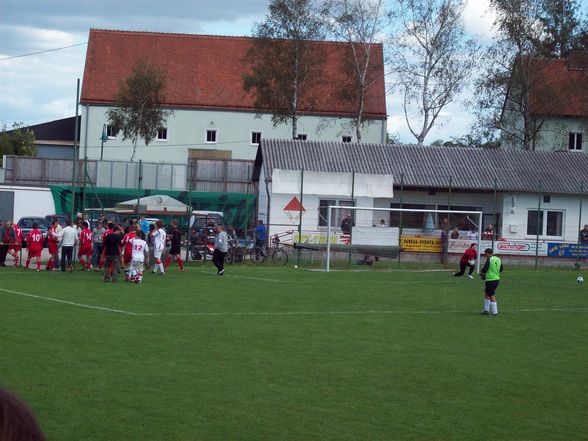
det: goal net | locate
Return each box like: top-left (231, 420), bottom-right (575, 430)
top-left (322, 205), bottom-right (483, 272)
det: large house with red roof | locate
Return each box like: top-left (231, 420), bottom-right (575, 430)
top-left (79, 29), bottom-right (387, 163)
top-left (501, 54), bottom-right (588, 152)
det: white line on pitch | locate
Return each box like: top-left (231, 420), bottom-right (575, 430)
top-left (133, 307), bottom-right (588, 317)
top-left (0, 287), bottom-right (137, 315)
top-left (3, 286), bottom-right (587, 317)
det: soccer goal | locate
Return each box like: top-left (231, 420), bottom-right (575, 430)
top-left (324, 205), bottom-right (483, 272)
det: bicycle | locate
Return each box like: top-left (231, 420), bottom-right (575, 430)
top-left (248, 235), bottom-right (289, 265)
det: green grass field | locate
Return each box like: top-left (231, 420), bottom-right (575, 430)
top-left (1, 262), bottom-right (587, 441)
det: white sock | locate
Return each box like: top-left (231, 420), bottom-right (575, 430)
top-left (490, 302), bottom-right (498, 315)
top-left (484, 299), bottom-right (490, 311)
top-left (159, 263), bottom-right (165, 273)
top-left (130, 269), bottom-right (136, 278)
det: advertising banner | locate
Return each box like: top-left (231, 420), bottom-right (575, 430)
top-left (547, 242), bottom-right (588, 258)
top-left (400, 237), bottom-right (442, 252)
top-left (447, 238), bottom-right (548, 256)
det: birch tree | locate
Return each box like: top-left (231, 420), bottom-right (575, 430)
top-left (323, 0), bottom-right (390, 142)
top-left (389, 0), bottom-right (480, 145)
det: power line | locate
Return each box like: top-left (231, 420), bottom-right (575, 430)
top-left (0, 42), bottom-right (88, 61)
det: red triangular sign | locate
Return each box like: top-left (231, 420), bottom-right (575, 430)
top-left (283, 196), bottom-right (306, 212)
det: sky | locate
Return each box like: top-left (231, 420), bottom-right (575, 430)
top-left (0, 0), bottom-right (497, 144)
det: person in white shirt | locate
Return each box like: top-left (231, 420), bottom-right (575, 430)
top-left (56, 219), bottom-right (79, 272)
top-left (129, 231), bottom-right (149, 284)
top-left (150, 220), bottom-right (167, 275)
top-left (213, 225), bottom-right (229, 276)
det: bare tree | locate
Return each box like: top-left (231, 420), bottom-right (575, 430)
top-left (388, 0), bottom-right (480, 146)
top-left (323, 0), bottom-right (390, 142)
top-left (243, 0), bottom-right (327, 140)
top-left (107, 60), bottom-right (172, 162)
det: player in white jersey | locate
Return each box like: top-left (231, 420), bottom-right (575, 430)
top-left (129, 231), bottom-right (149, 284)
top-left (151, 220), bottom-right (167, 275)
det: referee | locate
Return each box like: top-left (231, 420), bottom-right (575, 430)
top-left (480, 248), bottom-right (503, 316)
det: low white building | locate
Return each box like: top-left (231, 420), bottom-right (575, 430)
top-left (254, 140), bottom-right (588, 260)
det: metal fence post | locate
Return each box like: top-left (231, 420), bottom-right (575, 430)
top-left (136, 160), bottom-right (142, 219)
top-left (397, 172), bottom-right (404, 268)
top-left (577, 182), bottom-right (584, 269)
top-left (297, 169), bottom-right (304, 267)
top-left (535, 181), bottom-right (542, 270)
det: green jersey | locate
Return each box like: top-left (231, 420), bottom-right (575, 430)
top-left (484, 255), bottom-right (502, 281)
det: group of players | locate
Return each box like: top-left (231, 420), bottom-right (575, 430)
top-left (0, 217), bottom-right (186, 284)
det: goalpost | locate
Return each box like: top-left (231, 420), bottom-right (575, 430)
top-left (325, 205), bottom-right (483, 272)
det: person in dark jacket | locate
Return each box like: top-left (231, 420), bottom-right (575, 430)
top-left (0, 220), bottom-right (16, 267)
top-left (164, 220), bottom-right (185, 272)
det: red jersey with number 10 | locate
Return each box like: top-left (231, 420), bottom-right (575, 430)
top-left (27, 229), bottom-right (44, 252)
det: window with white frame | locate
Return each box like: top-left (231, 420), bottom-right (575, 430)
top-left (251, 131), bottom-right (262, 145)
top-left (318, 199), bottom-right (354, 227)
top-left (342, 135), bottom-right (352, 143)
top-left (527, 210), bottom-right (563, 237)
top-left (157, 127), bottom-right (168, 141)
top-left (296, 133), bottom-right (308, 141)
top-left (106, 125), bottom-right (118, 139)
top-left (569, 132), bottom-right (583, 151)
top-left (206, 129), bottom-right (217, 143)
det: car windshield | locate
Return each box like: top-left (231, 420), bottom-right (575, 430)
top-left (20, 219), bottom-right (46, 229)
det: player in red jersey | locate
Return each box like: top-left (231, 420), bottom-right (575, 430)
top-left (7, 222), bottom-right (23, 266)
top-left (45, 220), bottom-right (60, 271)
top-left (25, 223), bottom-right (44, 271)
top-left (120, 222), bottom-right (137, 281)
top-left (78, 221), bottom-right (93, 271)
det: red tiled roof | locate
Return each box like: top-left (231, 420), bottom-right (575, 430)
top-left (81, 29), bottom-right (387, 118)
top-left (529, 57), bottom-right (588, 117)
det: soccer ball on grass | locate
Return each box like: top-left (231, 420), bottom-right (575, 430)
top-left (577, 276), bottom-right (584, 283)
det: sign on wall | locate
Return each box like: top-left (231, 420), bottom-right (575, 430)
top-left (282, 197), bottom-right (306, 225)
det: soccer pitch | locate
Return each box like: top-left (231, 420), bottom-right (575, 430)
top-left (1, 264), bottom-right (587, 441)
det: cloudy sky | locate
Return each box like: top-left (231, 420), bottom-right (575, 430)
top-left (0, 0), bottom-right (496, 144)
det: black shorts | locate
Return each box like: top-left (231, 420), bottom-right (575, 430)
top-left (485, 280), bottom-right (500, 296)
top-left (169, 245), bottom-right (181, 255)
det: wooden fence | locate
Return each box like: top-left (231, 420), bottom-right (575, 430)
top-left (0, 156), bottom-right (255, 194)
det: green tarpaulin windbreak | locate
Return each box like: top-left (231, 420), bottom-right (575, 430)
top-left (50, 186), bottom-right (256, 230)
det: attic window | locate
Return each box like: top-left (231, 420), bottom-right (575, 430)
top-left (569, 132), bottom-right (582, 151)
top-left (206, 129), bottom-right (217, 144)
top-left (106, 125), bottom-right (118, 139)
top-left (296, 133), bottom-right (308, 141)
top-left (342, 135), bottom-right (352, 143)
top-left (157, 127), bottom-right (168, 141)
top-left (251, 131), bottom-right (262, 145)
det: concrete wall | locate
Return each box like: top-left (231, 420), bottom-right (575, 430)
top-left (500, 192), bottom-right (588, 242)
top-left (81, 105), bottom-right (386, 163)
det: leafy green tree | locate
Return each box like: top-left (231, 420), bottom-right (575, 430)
top-left (107, 60), bottom-right (172, 162)
top-left (0, 122), bottom-right (36, 166)
top-left (243, 0), bottom-right (328, 140)
top-left (474, 0), bottom-right (586, 150)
